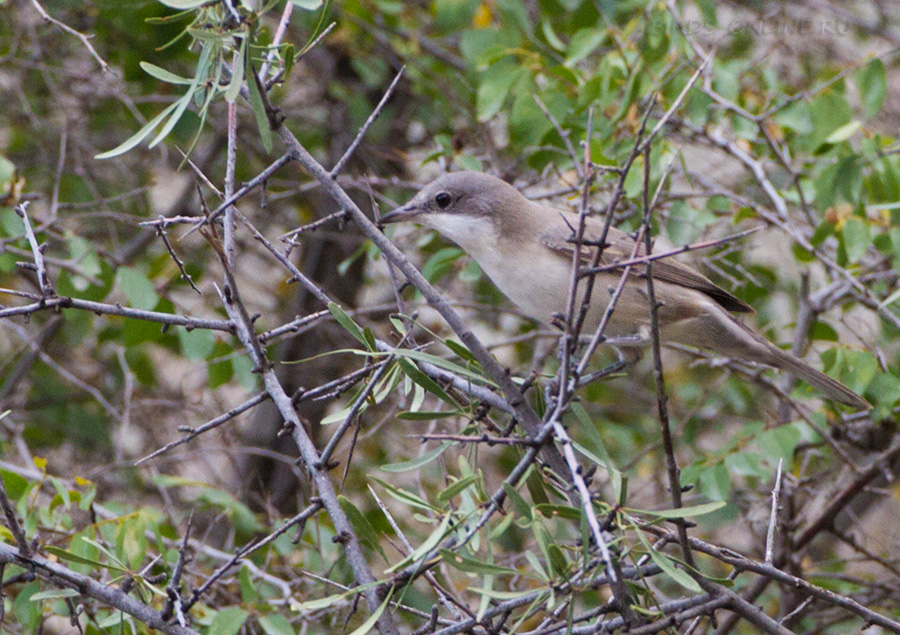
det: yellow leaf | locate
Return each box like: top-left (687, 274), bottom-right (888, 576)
top-left (472, 3), bottom-right (492, 28)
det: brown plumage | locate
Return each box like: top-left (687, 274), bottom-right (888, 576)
top-left (539, 218), bottom-right (755, 313)
top-left (382, 171), bottom-right (870, 410)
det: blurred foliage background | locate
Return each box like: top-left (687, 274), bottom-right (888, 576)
top-left (1, 0), bottom-right (900, 633)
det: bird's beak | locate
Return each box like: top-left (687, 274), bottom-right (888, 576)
top-left (379, 202), bottom-right (423, 225)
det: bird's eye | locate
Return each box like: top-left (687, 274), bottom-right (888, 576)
top-left (435, 192), bottom-right (452, 208)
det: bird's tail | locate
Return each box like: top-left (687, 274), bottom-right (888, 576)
top-left (762, 343), bottom-right (870, 410)
top-left (670, 309), bottom-right (871, 410)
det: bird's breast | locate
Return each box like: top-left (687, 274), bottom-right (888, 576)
top-left (425, 215), bottom-right (649, 336)
top-left (474, 238), bottom-right (601, 328)
top-left (474, 239), bottom-right (667, 337)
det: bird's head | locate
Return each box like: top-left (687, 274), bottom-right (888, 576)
top-left (380, 172), bottom-right (526, 246)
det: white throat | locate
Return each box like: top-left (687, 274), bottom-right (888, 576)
top-left (422, 213), bottom-right (498, 259)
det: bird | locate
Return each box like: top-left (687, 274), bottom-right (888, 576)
top-left (379, 171), bottom-right (870, 410)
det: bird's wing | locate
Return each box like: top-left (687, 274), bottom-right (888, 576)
top-left (539, 213), bottom-right (755, 313)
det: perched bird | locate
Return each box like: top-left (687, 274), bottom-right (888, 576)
top-left (380, 171), bottom-right (869, 410)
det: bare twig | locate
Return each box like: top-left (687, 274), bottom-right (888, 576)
top-left (581, 225), bottom-right (764, 276)
top-left (0, 291), bottom-right (233, 332)
top-left (533, 94), bottom-right (582, 178)
top-left (640, 144), bottom-right (695, 570)
top-left (135, 392), bottom-right (270, 465)
top-left (765, 458), bottom-right (783, 564)
top-left (265, 22), bottom-right (337, 90)
top-left (330, 67), bottom-right (406, 178)
top-left (258, 1), bottom-right (293, 81)
top-left (140, 153), bottom-right (294, 230)
top-left (0, 477), bottom-right (30, 558)
top-left (318, 357), bottom-right (395, 469)
top-left (155, 225), bottom-right (201, 294)
top-left (223, 100), bottom-right (238, 270)
top-left (161, 513), bottom-right (193, 626)
top-left (184, 501), bottom-right (323, 612)
top-left (28, 0), bottom-right (111, 72)
top-left (14, 203), bottom-right (53, 297)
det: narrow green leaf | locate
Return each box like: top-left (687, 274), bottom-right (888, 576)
top-left (632, 523), bottom-right (702, 593)
top-left (437, 475), bottom-right (480, 503)
top-left (438, 549), bottom-right (518, 575)
top-left (338, 495), bottom-right (387, 562)
top-left (224, 38), bottom-right (247, 103)
top-left (825, 120), bottom-right (862, 144)
top-left (380, 441), bottom-right (451, 473)
top-left (282, 43), bottom-right (295, 82)
top-left (371, 478), bottom-right (439, 512)
top-left (80, 537), bottom-right (127, 569)
top-left (328, 302), bottom-right (366, 345)
top-left (148, 43), bottom-right (212, 148)
top-left (408, 512), bottom-right (452, 563)
top-left (43, 546), bottom-right (124, 571)
top-left (503, 482), bottom-right (534, 523)
top-left (386, 348), bottom-right (493, 386)
top-left (321, 401), bottom-right (364, 425)
top-left (158, 0), bottom-right (208, 7)
top-left (362, 327), bottom-right (377, 351)
top-left (880, 286), bottom-right (900, 308)
top-left (522, 550), bottom-right (547, 581)
top-left (30, 589), bottom-right (81, 601)
top-left (533, 520), bottom-right (567, 578)
top-left (96, 613), bottom-right (125, 629)
top-left (477, 571), bottom-right (494, 621)
top-left (535, 504), bottom-right (581, 521)
top-left (396, 410), bottom-right (460, 420)
top-left (468, 587), bottom-right (536, 601)
top-left (632, 501), bottom-right (726, 519)
top-left (144, 8), bottom-right (195, 24)
top-left (444, 339), bottom-right (478, 364)
top-left (293, 590), bottom-right (353, 612)
top-left (348, 588), bottom-right (392, 635)
top-left (94, 100), bottom-right (180, 159)
top-left (541, 20), bottom-right (566, 51)
top-left (397, 359), bottom-right (454, 404)
top-left (385, 512), bottom-right (451, 574)
top-left (646, 547), bottom-right (702, 592)
top-left (291, 0), bottom-right (324, 8)
top-left (139, 62), bottom-right (193, 85)
top-left (238, 566), bottom-right (258, 603)
top-left (246, 53), bottom-right (273, 153)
